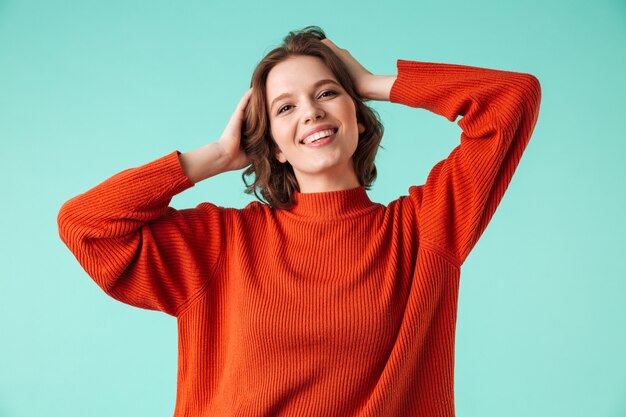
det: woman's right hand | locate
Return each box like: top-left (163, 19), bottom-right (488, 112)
top-left (215, 87), bottom-right (254, 172)
top-left (179, 88), bottom-right (253, 183)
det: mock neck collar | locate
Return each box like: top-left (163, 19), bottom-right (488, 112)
top-left (287, 186), bottom-right (378, 219)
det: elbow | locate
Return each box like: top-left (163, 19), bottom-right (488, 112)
top-left (57, 197), bottom-right (135, 294)
top-left (57, 197), bottom-right (98, 269)
top-left (524, 74), bottom-right (542, 132)
top-left (514, 73), bottom-right (541, 113)
top-left (506, 73), bottom-right (542, 132)
top-left (523, 73), bottom-right (542, 113)
top-left (57, 196), bottom-right (89, 249)
top-left (57, 198), bottom-right (77, 247)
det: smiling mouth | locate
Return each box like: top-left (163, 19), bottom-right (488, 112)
top-left (300, 128), bottom-right (338, 144)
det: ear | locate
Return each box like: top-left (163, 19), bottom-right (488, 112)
top-left (275, 147), bottom-right (287, 164)
top-left (358, 122), bottom-right (365, 134)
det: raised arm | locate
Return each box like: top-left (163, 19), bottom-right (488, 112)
top-left (179, 88), bottom-right (253, 183)
top-left (57, 89), bottom-right (253, 316)
top-left (390, 59), bottom-right (542, 265)
top-left (322, 38), bottom-right (541, 266)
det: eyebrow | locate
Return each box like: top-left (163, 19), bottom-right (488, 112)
top-left (269, 79), bottom-right (341, 112)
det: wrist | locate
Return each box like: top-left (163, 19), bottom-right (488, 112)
top-left (179, 142), bottom-right (229, 184)
top-left (363, 75), bottom-right (397, 101)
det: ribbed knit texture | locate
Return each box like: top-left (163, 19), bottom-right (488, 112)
top-left (57, 59), bottom-right (541, 416)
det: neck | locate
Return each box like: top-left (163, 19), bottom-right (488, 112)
top-left (295, 163), bottom-right (360, 193)
top-left (289, 185), bottom-right (377, 219)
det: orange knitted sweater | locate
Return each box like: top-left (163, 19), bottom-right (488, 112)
top-left (58, 60), bottom-right (541, 416)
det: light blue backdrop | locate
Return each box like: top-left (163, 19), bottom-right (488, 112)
top-left (1, 0), bottom-right (624, 416)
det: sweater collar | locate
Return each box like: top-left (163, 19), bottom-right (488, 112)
top-left (288, 186), bottom-right (377, 219)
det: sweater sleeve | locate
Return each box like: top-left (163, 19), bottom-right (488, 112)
top-left (57, 151), bottom-right (224, 316)
top-left (390, 60), bottom-right (541, 265)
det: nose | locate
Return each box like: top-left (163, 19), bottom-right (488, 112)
top-left (302, 99), bottom-right (325, 123)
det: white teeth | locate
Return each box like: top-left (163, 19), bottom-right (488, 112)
top-left (302, 129), bottom-right (336, 144)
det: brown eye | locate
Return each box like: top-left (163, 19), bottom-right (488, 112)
top-left (319, 90), bottom-right (337, 98)
top-left (278, 105), bottom-right (292, 114)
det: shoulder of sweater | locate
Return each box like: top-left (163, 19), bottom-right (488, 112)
top-left (189, 194), bottom-right (422, 221)
top-left (191, 200), bottom-right (267, 214)
top-left (191, 200), bottom-right (273, 220)
top-left (387, 187), bottom-right (424, 211)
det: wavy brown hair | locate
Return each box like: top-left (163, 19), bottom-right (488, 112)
top-left (241, 26), bottom-right (384, 210)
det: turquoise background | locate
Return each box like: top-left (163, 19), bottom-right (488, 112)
top-left (1, 0), bottom-right (625, 416)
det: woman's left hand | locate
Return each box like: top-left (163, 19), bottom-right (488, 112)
top-left (321, 38), bottom-right (396, 102)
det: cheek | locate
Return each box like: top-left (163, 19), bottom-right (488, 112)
top-left (270, 124), bottom-right (292, 151)
top-left (274, 121), bottom-right (297, 142)
top-left (341, 100), bottom-right (358, 122)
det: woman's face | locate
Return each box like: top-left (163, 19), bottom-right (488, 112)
top-left (265, 55), bottom-right (364, 192)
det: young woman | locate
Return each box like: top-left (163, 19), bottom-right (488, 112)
top-left (58, 27), bottom-right (541, 416)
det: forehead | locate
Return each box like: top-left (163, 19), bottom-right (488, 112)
top-left (266, 55), bottom-right (338, 100)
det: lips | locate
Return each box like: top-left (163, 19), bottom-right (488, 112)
top-left (299, 124), bottom-right (338, 144)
